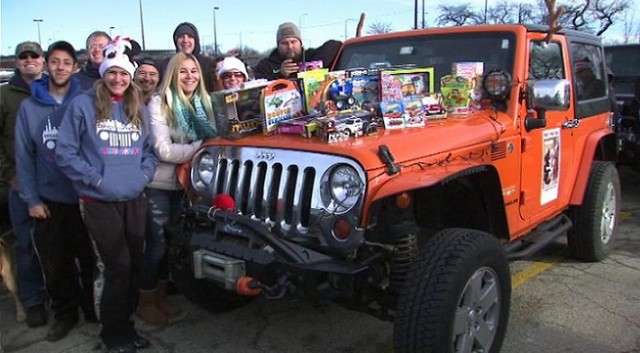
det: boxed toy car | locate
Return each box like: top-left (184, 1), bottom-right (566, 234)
top-left (211, 82), bottom-right (268, 139)
top-left (379, 101), bottom-right (405, 129)
top-left (262, 79), bottom-right (305, 135)
top-left (346, 68), bottom-right (381, 111)
top-left (275, 114), bottom-right (319, 138)
top-left (401, 97), bottom-right (426, 128)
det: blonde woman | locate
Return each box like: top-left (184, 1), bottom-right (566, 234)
top-left (137, 52), bottom-right (217, 325)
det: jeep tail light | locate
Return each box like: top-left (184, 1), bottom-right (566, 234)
top-left (333, 218), bottom-right (352, 241)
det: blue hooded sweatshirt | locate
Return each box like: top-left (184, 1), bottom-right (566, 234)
top-left (14, 75), bottom-right (82, 207)
top-left (55, 88), bottom-right (157, 202)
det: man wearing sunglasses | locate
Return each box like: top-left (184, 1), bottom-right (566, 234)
top-left (0, 41), bottom-right (48, 329)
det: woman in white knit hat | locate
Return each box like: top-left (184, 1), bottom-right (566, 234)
top-left (216, 56), bottom-right (249, 90)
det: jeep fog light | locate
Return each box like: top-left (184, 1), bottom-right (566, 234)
top-left (197, 153), bottom-right (215, 186)
top-left (324, 165), bottom-right (363, 214)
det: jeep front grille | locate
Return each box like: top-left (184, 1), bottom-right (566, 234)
top-left (191, 146), bottom-right (366, 237)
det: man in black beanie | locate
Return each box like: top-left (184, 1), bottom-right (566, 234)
top-left (159, 22), bottom-right (215, 91)
top-left (254, 22), bottom-right (341, 81)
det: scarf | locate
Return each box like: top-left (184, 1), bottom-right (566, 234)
top-left (172, 92), bottom-right (217, 140)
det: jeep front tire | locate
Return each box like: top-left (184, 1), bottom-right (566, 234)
top-left (394, 228), bottom-right (511, 353)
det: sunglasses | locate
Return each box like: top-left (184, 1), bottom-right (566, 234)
top-left (221, 71), bottom-right (245, 80)
top-left (18, 53), bottom-right (41, 60)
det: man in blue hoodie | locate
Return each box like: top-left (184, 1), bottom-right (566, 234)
top-left (14, 40), bottom-right (97, 342)
top-left (0, 41), bottom-right (48, 328)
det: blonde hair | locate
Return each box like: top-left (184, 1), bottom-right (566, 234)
top-left (159, 52), bottom-right (215, 127)
top-left (94, 77), bottom-right (143, 128)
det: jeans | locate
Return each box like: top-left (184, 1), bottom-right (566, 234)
top-left (140, 188), bottom-right (183, 290)
top-left (8, 188), bottom-right (44, 307)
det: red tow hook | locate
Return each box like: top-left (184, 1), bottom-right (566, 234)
top-left (236, 276), bottom-right (262, 296)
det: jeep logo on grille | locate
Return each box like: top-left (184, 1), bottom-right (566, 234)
top-left (255, 150), bottom-right (275, 160)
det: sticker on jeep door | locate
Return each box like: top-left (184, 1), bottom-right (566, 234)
top-left (541, 128), bottom-right (560, 205)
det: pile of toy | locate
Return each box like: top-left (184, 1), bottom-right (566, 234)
top-left (211, 61), bottom-right (487, 143)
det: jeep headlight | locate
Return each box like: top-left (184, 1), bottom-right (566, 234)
top-left (195, 152), bottom-right (215, 189)
top-left (321, 164), bottom-right (364, 214)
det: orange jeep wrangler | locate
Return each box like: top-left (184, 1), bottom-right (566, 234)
top-left (168, 24), bottom-right (620, 353)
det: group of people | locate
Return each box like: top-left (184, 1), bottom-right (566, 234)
top-left (0, 20), bottom-right (340, 353)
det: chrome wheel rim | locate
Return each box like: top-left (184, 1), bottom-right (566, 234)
top-left (600, 181), bottom-right (617, 244)
top-left (452, 267), bottom-right (501, 353)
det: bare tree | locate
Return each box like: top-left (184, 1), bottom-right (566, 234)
top-left (436, 4), bottom-right (483, 26)
top-left (622, 11), bottom-right (635, 43)
top-left (367, 21), bottom-right (393, 35)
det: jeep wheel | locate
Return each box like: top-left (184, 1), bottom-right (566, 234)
top-left (394, 228), bottom-right (511, 353)
top-left (167, 226), bottom-right (253, 312)
top-left (567, 161), bottom-right (620, 262)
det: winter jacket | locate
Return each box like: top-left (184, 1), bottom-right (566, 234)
top-left (0, 69), bottom-right (44, 184)
top-left (158, 22), bottom-right (216, 92)
top-left (147, 94), bottom-right (202, 191)
top-left (74, 62), bottom-right (101, 91)
top-left (14, 76), bottom-right (82, 207)
top-left (55, 89), bottom-right (158, 202)
top-left (254, 40), bottom-right (342, 80)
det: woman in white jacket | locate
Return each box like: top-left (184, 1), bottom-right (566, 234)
top-left (139, 52), bottom-right (217, 325)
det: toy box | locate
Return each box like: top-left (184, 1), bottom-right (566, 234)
top-left (421, 93), bottom-right (446, 119)
top-left (298, 60), bottom-right (323, 72)
top-left (380, 67), bottom-right (435, 102)
top-left (315, 110), bottom-right (378, 143)
top-left (297, 68), bottom-right (329, 113)
top-left (275, 114), bottom-right (319, 138)
top-left (452, 62), bottom-right (484, 110)
top-left (379, 101), bottom-right (405, 129)
top-left (346, 68), bottom-right (380, 111)
top-left (440, 75), bottom-right (471, 115)
top-left (322, 71), bottom-right (355, 112)
top-left (211, 82), bottom-right (268, 139)
top-left (401, 97), bottom-right (426, 128)
top-left (261, 79), bottom-right (304, 135)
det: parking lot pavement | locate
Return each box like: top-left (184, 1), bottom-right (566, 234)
top-left (1, 166), bottom-right (639, 353)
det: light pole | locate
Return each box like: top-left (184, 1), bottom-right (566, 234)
top-left (484, 0), bottom-right (488, 24)
top-left (109, 26), bottom-right (115, 37)
top-left (139, 0), bottom-right (146, 50)
top-left (213, 6), bottom-right (220, 55)
top-left (344, 18), bottom-right (355, 40)
top-left (33, 19), bottom-right (43, 46)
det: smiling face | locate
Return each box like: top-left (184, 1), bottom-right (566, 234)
top-left (178, 58), bottom-right (200, 98)
top-left (221, 70), bottom-right (246, 90)
top-left (176, 34), bottom-right (196, 54)
top-left (103, 66), bottom-right (131, 96)
top-left (47, 49), bottom-right (75, 88)
top-left (87, 34), bottom-right (110, 65)
top-left (135, 64), bottom-right (159, 95)
top-left (15, 51), bottom-right (44, 80)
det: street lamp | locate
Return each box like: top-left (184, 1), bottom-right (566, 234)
top-left (344, 18), bottom-right (355, 40)
top-left (33, 19), bottom-right (43, 46)
top-left (213, 6), bottom-right (220, 55)
top-left (139, 0), bottom-right (146, 50)
top-left (109, 26), bottom-right (115, 37)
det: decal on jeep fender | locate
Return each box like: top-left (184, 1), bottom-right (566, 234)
top-left (541, 128), bottom-right (561, 205)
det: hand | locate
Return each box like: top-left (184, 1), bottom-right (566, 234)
top-left (8, 175), bottom-right (18, 189)
top-left (280, 59), bottom-right (299, 77)
top-left (29, 204), bottom-right (51, 219)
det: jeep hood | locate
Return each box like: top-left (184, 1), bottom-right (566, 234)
top-left (200, 112), bottom-right (507, 172)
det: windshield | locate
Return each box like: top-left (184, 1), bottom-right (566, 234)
top-left (335, 32), bottom-right (516, 92)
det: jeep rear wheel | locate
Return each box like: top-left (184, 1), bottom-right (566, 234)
top-left (394, 228), bottom-right (511, 353)
top-left (567, 161), bottom-right (620, 262)
top-left (167, 226), bottom-right (253, 312)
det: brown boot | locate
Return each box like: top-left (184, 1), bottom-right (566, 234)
top-left (156, 280), bottom-right (181, 318)
top-left (137, 288), bottom-right (167, 325)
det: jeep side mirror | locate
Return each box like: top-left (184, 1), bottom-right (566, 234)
top-left (525, 79), bottom-right (570, 131)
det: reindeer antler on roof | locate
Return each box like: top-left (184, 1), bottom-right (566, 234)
top-left (544, 0), bottom-right (564, 43)
top-left (356, 13), bottom-right (366, 38)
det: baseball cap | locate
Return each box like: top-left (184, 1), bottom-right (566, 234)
top-left (46, 41), bottom-right (77, 62)
top-left (15, 41), bottom-right (44, 57)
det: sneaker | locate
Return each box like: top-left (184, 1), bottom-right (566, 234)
top-left (46, 318), bottom-right (78, 341)
top-left (107, 343), bottom-right (137, 353)
top-left (133, 334), bottom-right (151, 349)
top-left (26, 304), bottom-right (48, 328)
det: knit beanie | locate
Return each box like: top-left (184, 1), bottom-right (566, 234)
top-left (218, 56), bottom-right (248, 79)
top-left (99, 36), bottom-right (137, 78)
top-left (276, 22), bottom-right (301, 44)
top-left (174, 23), bottom-right (197, 43)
